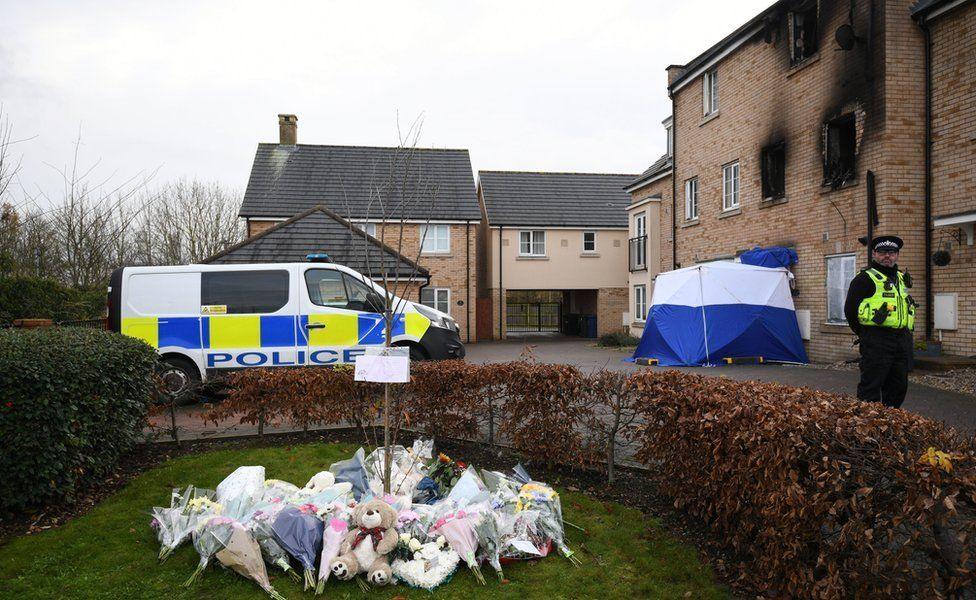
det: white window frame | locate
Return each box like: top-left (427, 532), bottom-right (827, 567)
top-left (666, 123), bottom-right (673, 157)
top-left (519, 230), bottom-right (546, 257)
top-left (825, 253), bottom-right (856, 325)
top-left (722, 161), bottom-right (740, 211)
top-left (703, 68), bottom-right (719, 116)
top-left (684, 177), bottom-right (699, 220)
top-left (633, 214), bottom-right (646, 268)
top-left (634, 284), bottom-right (647, 322)
top-left (420, 224), bottom-right (450, 254)
top-left (353, 221), bottom-right (376, 238)
top-left (421, 287), bottom-right (451, 314)
top-left (582, 231), bottom-right (596, 253)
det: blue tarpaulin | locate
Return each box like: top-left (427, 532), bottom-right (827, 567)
top-left (738, 246), bottom-right (798, 269)
top-left (630, 262), bottom-right (808, 366)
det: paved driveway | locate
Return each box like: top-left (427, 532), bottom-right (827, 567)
top-left (467, 337), bottom-right (976, 433)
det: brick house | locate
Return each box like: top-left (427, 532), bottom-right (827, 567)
top-left (624, 118), bottom-right (673, 338)
top-left (476, 171), bottom-right (637, 339)
top-left (654, 0), bottom-right (973, 362)
top-left (915, 0), bottom-right (976, 357)
top-left (237, 115), bottom-right (482, 343)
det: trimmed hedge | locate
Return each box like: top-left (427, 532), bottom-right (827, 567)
top-left (0, 276), bottom-right (105, 323)
top-left (211, 364), bottom-right (976, 597)
top-left (0, 327), bottom-right (157, 512)
top-left (629, 370), bottom-right (976, 598)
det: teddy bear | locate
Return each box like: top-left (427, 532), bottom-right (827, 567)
top-left (330, 499), bottom-right (398, 586)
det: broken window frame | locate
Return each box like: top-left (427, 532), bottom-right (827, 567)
top-left (789, 1), bottom-right (819, 66)
top-left (760, 142), bottom-right (787, 201)
top-left (823, 113), bottom-right (857, 187)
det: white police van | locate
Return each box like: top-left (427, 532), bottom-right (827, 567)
top-left (107, 259), bottom-right (464, 395)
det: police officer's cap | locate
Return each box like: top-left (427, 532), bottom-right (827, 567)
top-left (871, 235), bottom-right (903, 252)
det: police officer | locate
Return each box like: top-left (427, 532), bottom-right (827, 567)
top-left (844, 235), bottom-right (917, 408)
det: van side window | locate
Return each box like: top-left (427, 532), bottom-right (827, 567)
top-left (305, 270), bottom-right (349, 309)
top-left (201, 270), bottom-right (289, 314)
top-left (343, 273), bottom-right (375, 311)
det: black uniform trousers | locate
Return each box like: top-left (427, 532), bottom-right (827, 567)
top-left (856, 327), bottom-right (913, 408)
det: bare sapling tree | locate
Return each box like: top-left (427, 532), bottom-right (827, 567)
top-left (339, 115), bottom-right (442, 493)
top-left (0, 106), bottom-right (27, 273)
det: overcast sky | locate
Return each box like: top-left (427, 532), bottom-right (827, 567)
top-left (1, 0), bottom-right (772, 207)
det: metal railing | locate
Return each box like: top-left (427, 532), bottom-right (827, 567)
top-left (629, 235), bottom-right (647, 271)
top-left (506, 302), bottom-right (561, 333)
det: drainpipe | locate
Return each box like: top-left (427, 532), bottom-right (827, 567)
top-left (670, 92), bottom-right (678, 270)
top-left (465, 219), bottom-right (471, 343)
top-left (498, 225), bottom-right (503, 339)
top-left (920, 18), bottom-right (934, 340)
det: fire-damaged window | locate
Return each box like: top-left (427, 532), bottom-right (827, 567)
top-left (789, 2), bottom-right (819, 65)
top-left (823, 113), bottom-right (857, 186)
top-left (761, 142), bottom-right (786, 200)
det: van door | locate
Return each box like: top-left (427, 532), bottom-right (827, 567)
top-left (200, 269), bottom-right (298, 371)
top-left (300, 268), bottom-right (386, 365)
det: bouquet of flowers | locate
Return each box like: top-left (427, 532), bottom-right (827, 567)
top-left (184, 515), bottom-right (236, 586)
top-left (150, 485), bottom-right (214, 561)
top-left (472, 504), bottom-right (504, 580)
top-left (427, 453), bottom-right (465, 496)
top-left (517, 482), bottom-right (580, 566)
top-left (497, 508), bottom-right (550, 560)
top-left (391, 535), bottom-right (459, 591)
top-left (429, 505), bottom-right (485, 585)
top-left (245, 504), bottom-right (301, 583)
top-left (215, 521), bottom-right (287, 600)
top-left (315, 501), bottom-right (354, 595)
top-left (261, 479), bottom-right (300, 503)
top-left (272, 504), bottom-right (324, 590)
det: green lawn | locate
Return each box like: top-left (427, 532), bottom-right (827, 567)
top-left (0, 442), bottom-right (729, 599)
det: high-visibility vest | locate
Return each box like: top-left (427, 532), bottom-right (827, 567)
top-left (857, 268), bottom-right (915, 330)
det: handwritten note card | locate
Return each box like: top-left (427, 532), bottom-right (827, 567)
top-left (354, 348), bottom-right (410, 383)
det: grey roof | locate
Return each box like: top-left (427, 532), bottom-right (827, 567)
top-left (203, 205), bottom-right (429, 279)
top-left (625, 154), bottom-right (673, 190)
top-left (478, 171), bottom-right (640, 228)
top-left (239, 143), bottom-right (480, 221)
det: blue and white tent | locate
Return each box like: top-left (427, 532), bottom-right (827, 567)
top-left (632, 261), bottom-right (808, 366)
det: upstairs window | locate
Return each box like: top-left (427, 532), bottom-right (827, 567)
top-left (722, 161), bottom-right (740, 211)
top-left (790, 2), bottom-right (819, 65)
top-left (702, 68), bottom-right (719, 116)
top-left (582, 231), bottom-right (596, 253)
top-left (353, 221), bottom-right (376, 237)
top-left (519, 230), bottom-right (546, 256)
top-left (823, 113), bottom-right (856, 187)
top-left (665, 118), bottom-right (674, 157)
top-left (420, 224), bottom-right (450, 253)
top-left (684, 177), bottom-right (699, 220)
top-left (761, 142), bottom-right (786, 200)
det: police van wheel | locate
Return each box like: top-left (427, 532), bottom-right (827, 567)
top-left (157, 357), bottom-right (200, 404)
top-left (407, 344), bottom-right (428, 361)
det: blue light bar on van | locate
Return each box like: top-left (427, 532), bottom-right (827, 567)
top-left (306, 253), bottom-right (333, 263)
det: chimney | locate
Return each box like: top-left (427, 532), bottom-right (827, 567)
top-left (278, 114), bottom-right (297, 145)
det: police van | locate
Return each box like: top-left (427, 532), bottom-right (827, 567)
top-left (107, 259), bottom-right (465, 395)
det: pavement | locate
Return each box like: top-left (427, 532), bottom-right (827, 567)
top-left (148, 337), bottom-right (976, 442)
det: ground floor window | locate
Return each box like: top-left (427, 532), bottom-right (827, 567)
top-left (421, 287), bottom-right (450, 314)
top-left (634, 284), bottom-right (647, 321)
top-left (825, 254), bottom-right (855, 324)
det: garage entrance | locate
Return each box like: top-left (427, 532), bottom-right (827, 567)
top-left (504, 290), bottom-right (598, 337)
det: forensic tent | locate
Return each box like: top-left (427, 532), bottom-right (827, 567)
top-left (631, 261), bottom-right (808, 366)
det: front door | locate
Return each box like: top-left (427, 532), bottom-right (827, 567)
top-left (300, 268), bottom-right (386, 366)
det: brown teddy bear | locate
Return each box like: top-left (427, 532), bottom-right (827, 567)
top-left (330, 499), bottom-right (398, 586)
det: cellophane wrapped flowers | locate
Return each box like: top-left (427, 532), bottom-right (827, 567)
top-left (150, 485), bottom-right (215, 561)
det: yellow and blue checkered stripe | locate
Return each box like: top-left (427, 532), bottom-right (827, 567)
top-left (121, 312), bottom-right (431, 349)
